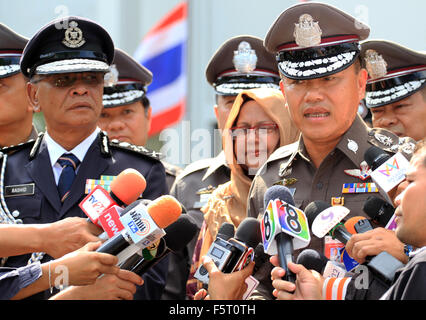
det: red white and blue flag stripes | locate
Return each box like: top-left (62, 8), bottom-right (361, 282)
top-left (134, 1), bottom-right (187, 136)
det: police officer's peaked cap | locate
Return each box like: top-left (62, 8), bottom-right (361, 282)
top-left (206, 35), bottom-right (280, 96)
top-left (264, 2), bottom-right (370, 80)
top-left (20, 16), bottom-right (114, 78)
top-left (103, 48), bottom-right (153, 108)
top-left (0, 23), bottom-right (28, 79)
top-left (360, 39), bottom-right (426, 108)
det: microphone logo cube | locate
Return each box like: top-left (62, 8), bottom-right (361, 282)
top-left (120, 203), bottom-right (165, 249)
top-left (371, 153), bottom-right (409, 192)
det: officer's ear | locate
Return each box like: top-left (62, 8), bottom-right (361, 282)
top-left (356, 67), bottom-right (368, 102)
top-left (279, 80), bottom-right (287, 103)
top-left (26, 80), bottom-right (41, 113)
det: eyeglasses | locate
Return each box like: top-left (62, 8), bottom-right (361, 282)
top-left (230, 123), bottom-right (278, 136)
top-left (31, 72), bottom-right (104, 88)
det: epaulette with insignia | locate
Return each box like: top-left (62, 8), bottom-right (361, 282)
top-left (0, 136), bottom-right (39, 156)
top-left (162, 161), bottom-right (182, 178)
top-left (368, 128), bottom-right (416, 159)
top-left (177, 157), bottom-right (218, 180)
top-left (108, 138), bottom-right (162, 161)
top-left (268, 141), bottom-right (298, 163)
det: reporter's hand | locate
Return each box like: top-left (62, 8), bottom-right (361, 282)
top-left (50, 241), bottom-right (119, 286)
top-left (50, 269), bottom-right (144, 300)
top-left (345, 228), bottom-right (408, 264)
top-left (270, 256), bottom-right (323, 300)
top-left (200, 256), bottom-right (255, 300)
top-left (42, 217), bottom-right (103, 258)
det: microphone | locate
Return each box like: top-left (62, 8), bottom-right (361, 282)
top-left (79, 168), bottom-right (147, 226)
top-left (307, 200), bottom-right (404, 284)
top-left (296, 249), bottom-right (328, 274)
top-left (306, 201), bottom-right (370, 245)
top-left (363, 196), bottom-right (396, 230)
top-left (121, 214), bottom-right (199, 274)
top-left (96, 195), bottom-right (182, 264)
top-left (364, 146), bottom-right (410, 204)
top-left (194, 218), bottom-right (262, 284)
top-left (344, 216), bottom-right (367, 234)
top-left (217, 222), bottom-right (235, 241)
top-left (261, 185), bottom-right (310, 283)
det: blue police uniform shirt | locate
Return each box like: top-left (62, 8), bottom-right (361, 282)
top-left (1, 130), bottom-right (169, 300)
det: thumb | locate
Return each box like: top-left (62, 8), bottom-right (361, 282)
top-left (288, 262), bottom-right (312, 280)
top-left (82, 241), bottom-right (102, 252)
top-left (240, 261), bottom-right (255, 278)
top-left (201, 255), bottom-right (219, 274)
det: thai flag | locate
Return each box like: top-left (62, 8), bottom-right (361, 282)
top-left (134, 1), bottom-right (187, 136)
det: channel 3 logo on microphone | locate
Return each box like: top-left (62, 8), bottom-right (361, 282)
top-left (261, 199), bottom-right (310, 255)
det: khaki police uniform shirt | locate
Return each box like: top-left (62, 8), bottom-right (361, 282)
top-left (248, 114), bottom-right (416, 254)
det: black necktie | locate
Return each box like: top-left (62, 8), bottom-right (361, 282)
top-left (57, 153), bottom-right (80, 202)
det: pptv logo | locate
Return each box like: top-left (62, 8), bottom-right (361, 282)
top-left (378, 158), bottom-right (399, 177)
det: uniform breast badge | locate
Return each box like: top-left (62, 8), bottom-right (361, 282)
top-left (344, 161), bottom-right (371, 181)
top-left (331, 197), bottom-right (344, 206)
top-left (342, 182), bottom-right (378, 194)
top-left (194, 185), bottom-right (216, 209)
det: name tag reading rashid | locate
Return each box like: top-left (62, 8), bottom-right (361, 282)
top-left (5, 183), bottom-right (35, 197)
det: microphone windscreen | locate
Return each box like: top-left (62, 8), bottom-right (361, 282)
top-left (344, 216), bottom-right (366, 234)
top-left (296, 249), bottom-right (328, 273)
top-left (364, 146), bottom-right (391, 170)
top-left (217, 222), bottom-right (235, 240)
top-left (235, 217), bottom-right (262, 249)
top-left (304, 200), bottom-right (330, 228)
top-left (147, 195), bottom-right (182, 228)
top-left (264, 185), bottom-right (295, 207)
top-left (163, 214), bottom-right (199, 252)
top-left (363, 196), bottom-right (395, 227)
top-left (110, 168), bottom-right (147, 205)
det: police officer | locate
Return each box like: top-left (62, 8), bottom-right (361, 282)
top-left (0, 23), bottom-right (38, 148)
top-left (0, 16), bottom-right (168, 300)
top-left (162, 35), bottom-right (281, 299)
top-left (247, 3), bottom-right (416, 298)
top-left (361, 40), bottom-right (426, 141)
top-left (98, 48), bottom-right (181, 191)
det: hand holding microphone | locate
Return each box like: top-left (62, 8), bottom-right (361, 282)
top-left (96, 195), bottom-right (182, 265)
top-left (261, 185), bottom-right (310, 283)
top-left (80, 168), bottom-right (147, 227)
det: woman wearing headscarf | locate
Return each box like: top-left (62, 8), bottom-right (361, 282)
top-left (186, 88), bottom-right (300, 298)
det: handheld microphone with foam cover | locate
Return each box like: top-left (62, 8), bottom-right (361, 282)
top-left (217, 222), bottom-right (235, 241)
top-left (123, 214), bottom-right (199, 274)
top-left (305, 200), bottom-right (352, 244)
top-left (296, 249), bottom-right (328, 274)
top-left (343, 216), bottom-right (366, 234)
top-left (96, 195), bottom-right (182, 257)
top-left (364, 146), bottom-right (410, 204)
top-left (261, 185), bottom-right (310, 283)
top-left (80, 168), bottom-right (147, 225)
top-left (363, 196), bottom-right (395, 228)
